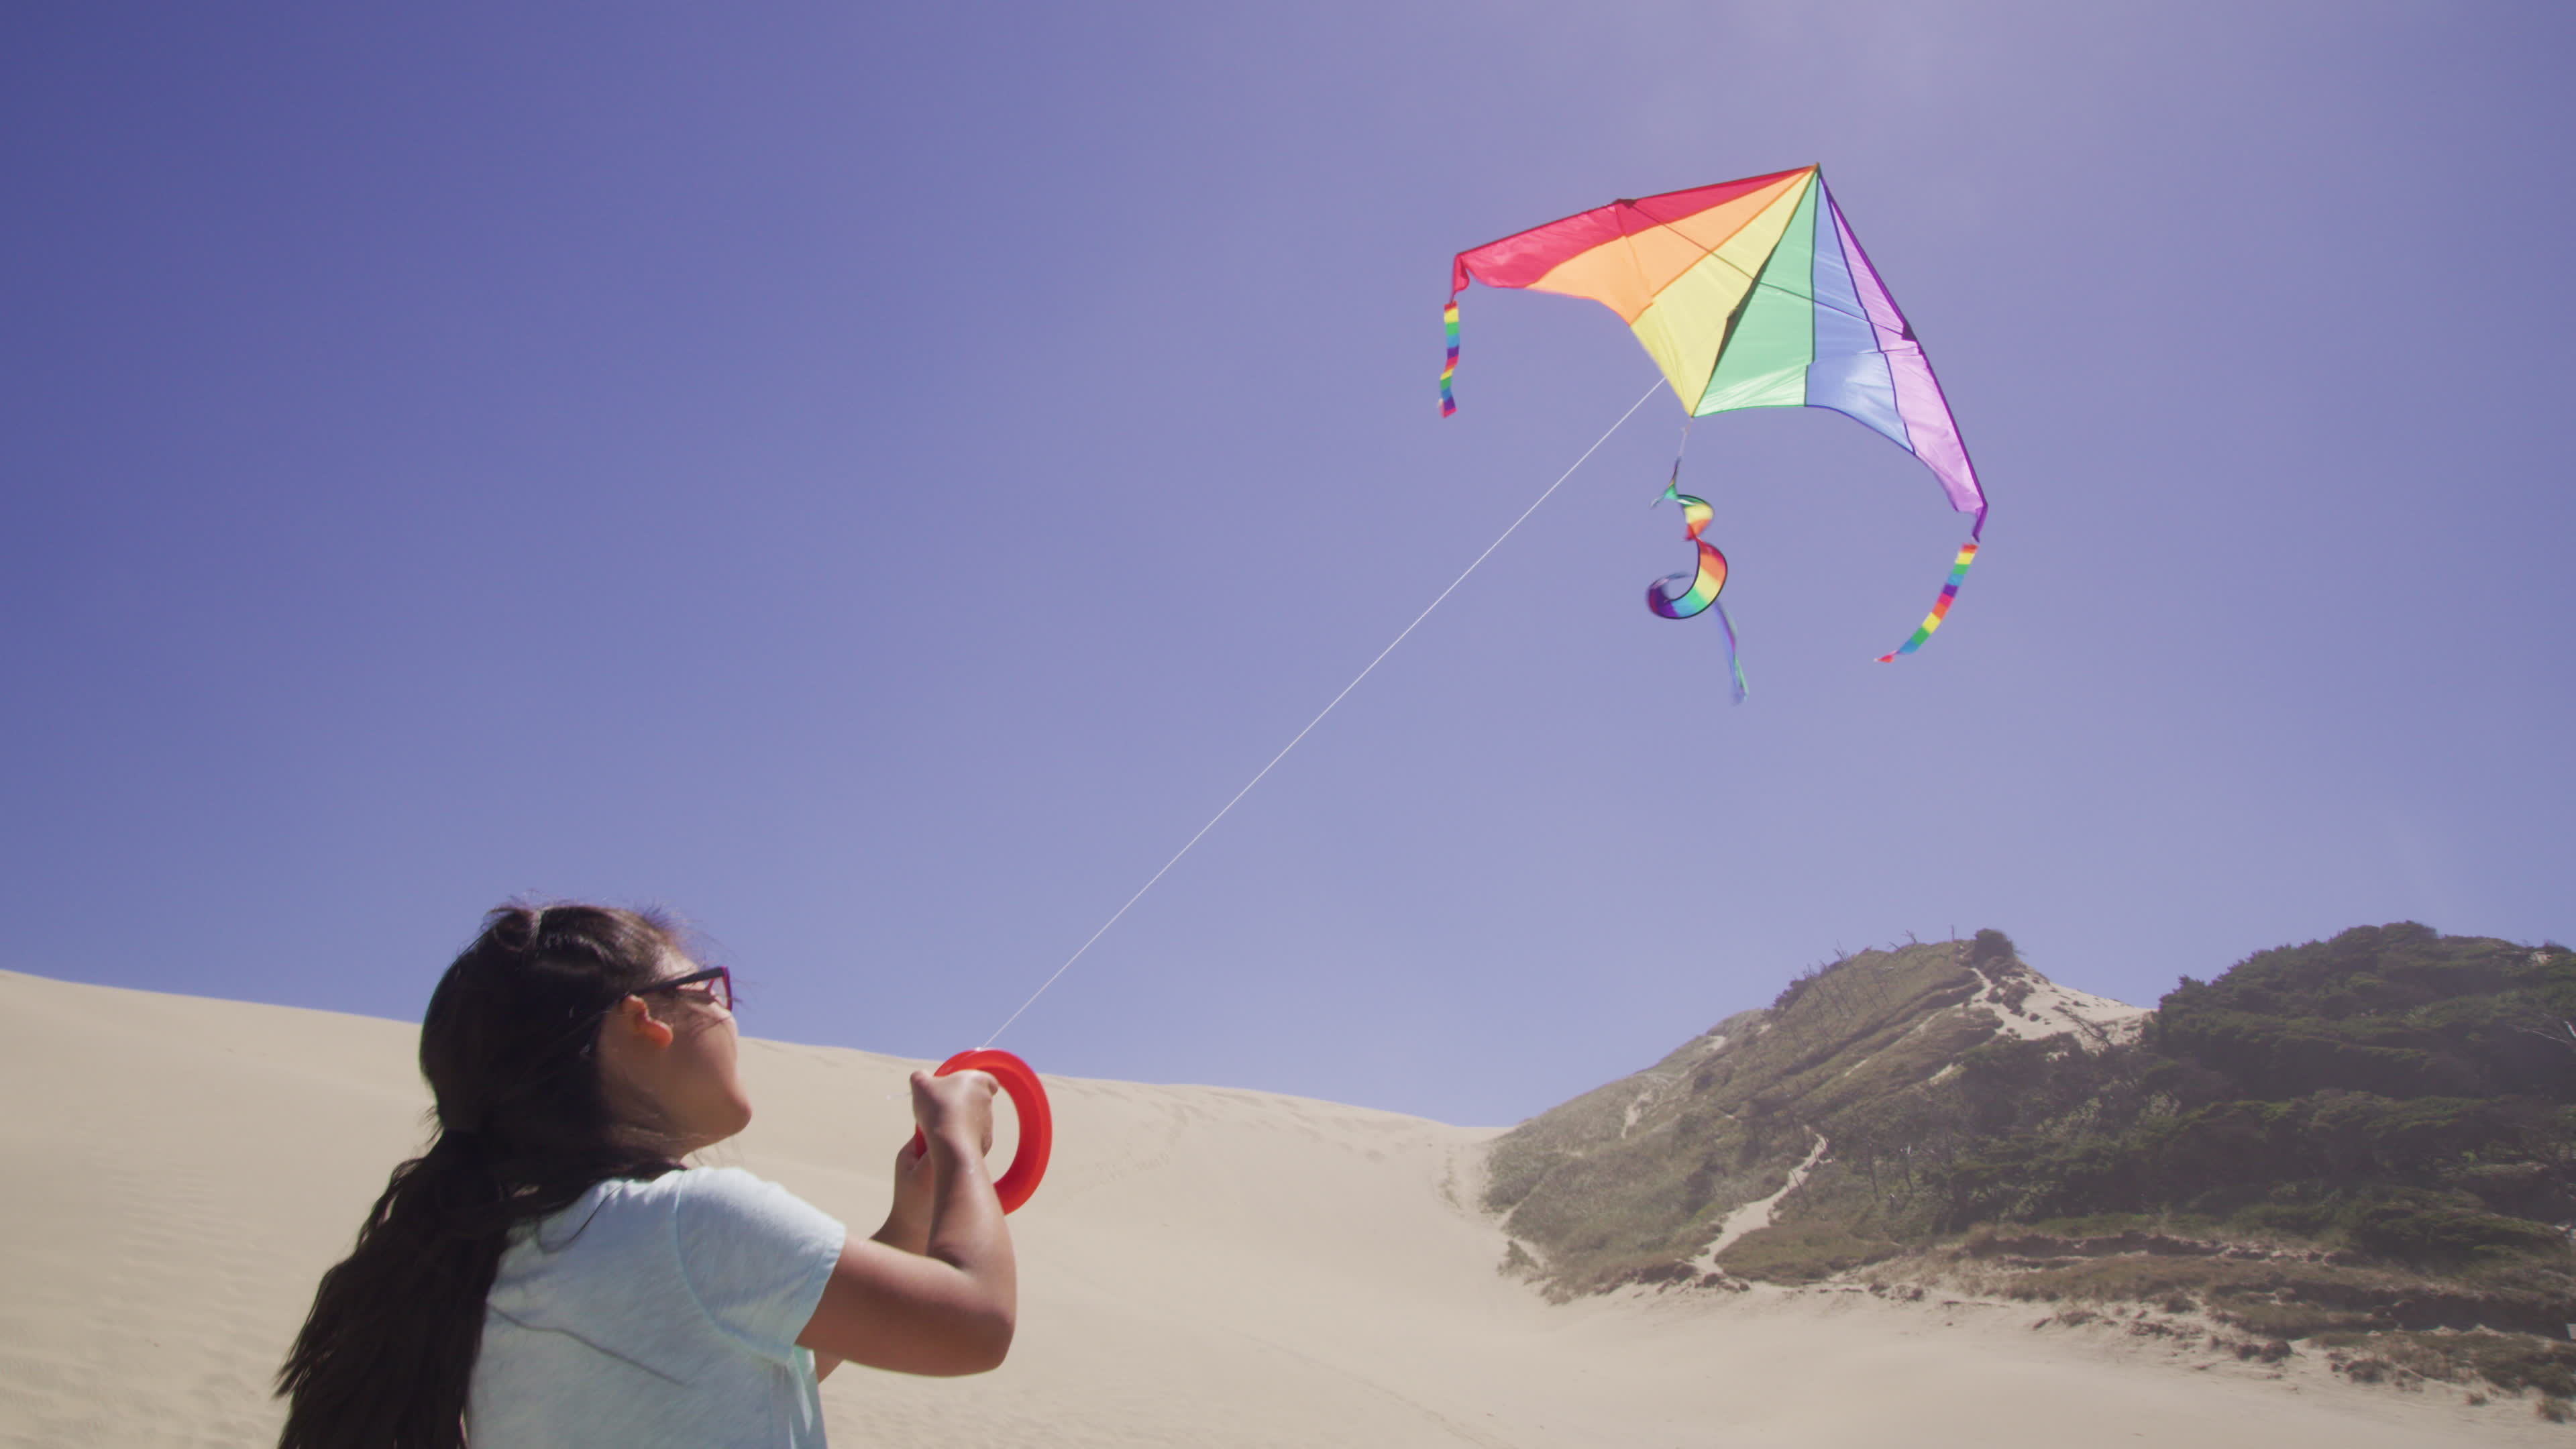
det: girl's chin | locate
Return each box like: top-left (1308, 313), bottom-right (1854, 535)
top-left (698, 1103), bottom-right (755, 1148)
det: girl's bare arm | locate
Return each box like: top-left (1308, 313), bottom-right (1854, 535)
top-left (799, 1071), bottom-right (1016, 1378)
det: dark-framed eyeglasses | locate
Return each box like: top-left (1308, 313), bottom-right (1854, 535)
top-left (637, 965), bottom-right (733, 1014)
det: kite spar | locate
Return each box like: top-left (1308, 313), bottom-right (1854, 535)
top-left (1443, 165), bottom-right (1988, 662)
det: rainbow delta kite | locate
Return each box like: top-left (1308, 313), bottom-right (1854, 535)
top-left (1444, 165), bottom-right (1987, 666)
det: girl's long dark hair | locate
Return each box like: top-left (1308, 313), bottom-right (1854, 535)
top-left (276, 904), bottom-right (688, 1449)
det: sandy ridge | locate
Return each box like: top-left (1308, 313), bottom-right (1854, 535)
top-left (0, 968), bottom-right (2548, 1446)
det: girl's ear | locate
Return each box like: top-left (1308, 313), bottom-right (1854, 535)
top-left (609, 995), bottom-right (676, 1050)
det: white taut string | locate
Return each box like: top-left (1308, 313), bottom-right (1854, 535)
top-left (981, 379), bottom-right (1666, 1049)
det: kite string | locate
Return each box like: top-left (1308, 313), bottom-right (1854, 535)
top-left (979, 378), bottom-right (1666, 1050)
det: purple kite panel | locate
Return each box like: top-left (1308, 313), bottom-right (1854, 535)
top-left (1825, 184), bottom-right (1984, 527)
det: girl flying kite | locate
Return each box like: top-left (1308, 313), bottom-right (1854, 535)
top-left (275, 904), bottom-right (1018, 1448)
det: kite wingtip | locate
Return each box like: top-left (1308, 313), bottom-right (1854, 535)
top-left (1872, 653), bottom-right (1898, 664)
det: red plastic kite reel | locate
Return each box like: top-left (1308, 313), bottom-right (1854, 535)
top-left (906, 1049), bottom-right (1052, 1214)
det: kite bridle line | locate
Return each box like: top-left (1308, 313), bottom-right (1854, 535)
top-left (1651, 415), bottom-right (1697, 508)
top-left (977, 378), bottom-right (1668, 1051)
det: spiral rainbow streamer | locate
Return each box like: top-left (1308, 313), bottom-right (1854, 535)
top-left (1645, 538), bottom-right (1727, 620)
top-left (1646, 479), bottom-right (1725, 621)
top-left (1646, 478), bottom-right (1748, 703)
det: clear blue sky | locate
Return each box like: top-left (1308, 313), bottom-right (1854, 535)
top-left (5, 3), bottom-right (2569, 1125)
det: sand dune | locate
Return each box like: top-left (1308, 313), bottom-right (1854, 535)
top-left (0, 968), bottom-right (2546, 1446)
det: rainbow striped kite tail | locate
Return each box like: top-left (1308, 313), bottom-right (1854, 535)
top-left (1875, 540), bottom-right (1980, 662)
top-left (1440, 300), bottom-right (1461, 416)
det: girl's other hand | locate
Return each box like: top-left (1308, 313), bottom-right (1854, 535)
top-left (872, 1138), bottom-right (936, 1256)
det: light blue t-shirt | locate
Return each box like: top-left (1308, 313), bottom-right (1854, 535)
top-left (468, 1167), bottom-right (848, 1448)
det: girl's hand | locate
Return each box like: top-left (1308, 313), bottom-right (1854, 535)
top-left (875, 1069), bottom-right (997, 1254)
top-left (910, 1067), bottom-right (998, 1155)
top-left (805, 1067), bottom-right (1017, 1377)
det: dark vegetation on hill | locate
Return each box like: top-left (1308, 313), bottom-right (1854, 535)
top-left (1487, 924), bottom-right (2576, 1396)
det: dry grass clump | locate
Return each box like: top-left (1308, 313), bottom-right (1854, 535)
top-left (1714, 1220), bottom-right (1904, 1284)
top-left (2314, 1328), bottom-right (2576, 1399)
top-left (1937, 1230), bottom-right (2576, 1342)
top-left (1864, 1232), bottom-right (2576, 1397)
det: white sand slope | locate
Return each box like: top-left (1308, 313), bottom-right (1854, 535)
top-left (1970, 968), bottom-right (2153, 1049)
top-left (0, 968), bottom-right (2548, 1446)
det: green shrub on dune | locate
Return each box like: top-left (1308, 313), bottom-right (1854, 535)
top-left (1489, 922), bottom-right (2576, 1385)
